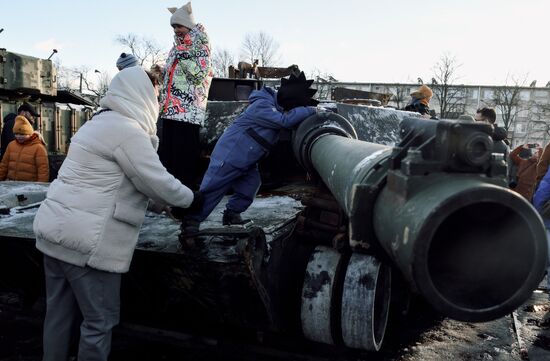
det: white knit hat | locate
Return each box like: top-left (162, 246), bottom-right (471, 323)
top-left (168, 2), bottom-right (196, 29)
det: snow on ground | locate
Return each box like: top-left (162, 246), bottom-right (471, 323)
top-left (0, 181), bottom-right (303, 251)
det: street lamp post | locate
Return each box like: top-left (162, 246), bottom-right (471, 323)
top-left (94, 70), bottom-right (102, 105)
top-left (47, 49), bottom-right (58, 61)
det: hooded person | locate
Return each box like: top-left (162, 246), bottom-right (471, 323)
top-left (155, 2), bottom-right (214, 188)
top-left (0, 115), bottom-right (49, 182)
top-left (404, 84), bottom-right (433, 118)
top-left (175, 71), bottom-right (318, 238)
top-left (33, 66), bottom-right (202, 361)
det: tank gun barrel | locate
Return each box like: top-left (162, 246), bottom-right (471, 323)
top-left (292, 112), bottom-right (547, 322)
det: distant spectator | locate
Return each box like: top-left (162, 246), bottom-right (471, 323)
top-left (404, 85), bottom-right (433, 119)
top-left (1, 102), bottom-right (40, 160)
top-left (474, 107), bottom-right (510, 159)
top-left (116, 53), bottom-right (139, 71)
top-left (474, 107), bottom-right (497, 124)
top-left (536, 143), bottom-right (550, 188)
top-left (509, 144), bottom-right (541, 201)
top-left (531, 166), bottom-right (550, 299)
top-left (0, 116), bottom-right (49, 182)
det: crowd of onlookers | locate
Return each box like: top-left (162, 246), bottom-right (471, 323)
top-left (402, 83), bottom-right (550, 207)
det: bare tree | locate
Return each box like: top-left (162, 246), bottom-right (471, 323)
top-left (516, 104), bottom-right (549, 146)
top-left (212, 48), bottom-right (235, 77)
top-left (308, 69), bottom-right (337, 100)
top-left (492, 74), bottom-right (528, 133)
top-left (115, 33), bottom-right (168, 69)
top-left (81, 69), bottom-right (112, 104)
top-left (52, 59), bottom-right (111, 106)
top-left (430, 53), bottom-right (466, 119)
top-left (391, 86), bottom-right (407, 109)
top-left (53, 59), bottom-right (76, 90)
top-left (240, 32), bottom-right (280, 66)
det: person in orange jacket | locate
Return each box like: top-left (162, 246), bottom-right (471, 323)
top-left (0, 115), bottom-right (49, 182)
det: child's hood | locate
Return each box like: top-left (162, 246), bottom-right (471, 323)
top-left (249, 87), bottom-right (277, 105)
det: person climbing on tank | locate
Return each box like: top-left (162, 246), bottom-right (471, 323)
top-left (173, 71), bottom-right (318, 237)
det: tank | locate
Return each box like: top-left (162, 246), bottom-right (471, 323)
top-left (0, 49), bottom-right (57, 96)
top-left (0, 95), bottom-right (545, 357)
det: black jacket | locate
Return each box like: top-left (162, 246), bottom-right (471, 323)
top-left (492, 126), bottom-right (510, 158)
top-left (0, 113), bottom-right (16, 160)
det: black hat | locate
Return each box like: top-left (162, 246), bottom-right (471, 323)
top-left (18, 102), bottom-right (40, 117)
top-left (277, 71), bottom-right (319, 111)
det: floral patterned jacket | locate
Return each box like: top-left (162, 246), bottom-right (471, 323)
top-left (159, 24), bottom-right (213, 126)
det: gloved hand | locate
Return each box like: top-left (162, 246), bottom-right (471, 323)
top-left (170, 192), bottom-right (204, 220)
top-left (170, 206), bottom-right (187, 221)
top-left (188, 191), bottom-right (205, 213)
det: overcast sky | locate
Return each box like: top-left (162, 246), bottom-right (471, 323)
top-left (2, 0), bottom-right (549, 86)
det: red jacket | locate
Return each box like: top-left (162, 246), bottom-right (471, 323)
top-left (511, 146), bottom-right (538, 201)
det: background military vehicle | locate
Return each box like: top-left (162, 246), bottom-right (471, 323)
top-left (0, 48), bottom-right (95, 176)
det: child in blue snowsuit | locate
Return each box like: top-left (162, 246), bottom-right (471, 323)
top-left (532, 167), bottom-right (550, 297)
top-left (180, 71), bottom-right (317, 231)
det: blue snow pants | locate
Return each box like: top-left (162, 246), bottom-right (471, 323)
top-left (190, 158), bottom-right (261, 222)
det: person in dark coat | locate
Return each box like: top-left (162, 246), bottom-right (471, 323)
top-left (177, 71), bottom-right (318, 233)
top-left (474, 107), bottom-right (511, 185)
top-left (474, 107), bottom-right (510, 158)
top-left (1, 102), bottom-right (40, 160)
top-left (404, 85), bottom-right (433, 118)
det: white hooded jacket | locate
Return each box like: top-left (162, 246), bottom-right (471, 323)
top-left (33, 67), bottom-right (194, 273)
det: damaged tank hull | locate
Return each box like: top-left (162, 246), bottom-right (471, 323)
top-left (2, 105), bottom-right (542, 357)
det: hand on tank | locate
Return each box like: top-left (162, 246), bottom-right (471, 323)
top-left (163, 206), bottom-right (179, 221)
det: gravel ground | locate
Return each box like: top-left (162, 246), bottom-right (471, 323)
top-left (2, 289), bottom-right (550, 361)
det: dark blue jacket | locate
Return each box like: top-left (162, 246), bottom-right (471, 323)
top-left (533, 167), bottom-right (550, 228)
top-left (211, 87), bottom-right (315, 169)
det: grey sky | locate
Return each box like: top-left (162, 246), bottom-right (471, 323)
top-left (1, 0), bottom-right (549, 85)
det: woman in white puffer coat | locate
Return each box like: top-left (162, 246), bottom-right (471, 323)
top-left (33, 66), bottom-right (198, 361)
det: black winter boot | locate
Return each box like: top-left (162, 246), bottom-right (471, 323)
top-left (180, 217), bottom-right (201, 236)
top-left (222, 209), bottom-right (251, 226)
top-left (178, 217), bottom-right (203, 250)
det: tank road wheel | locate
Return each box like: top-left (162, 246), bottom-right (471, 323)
top-left (300, 246), bottom-right (344, 345)
top-left (341, 253), bottom-right (391, 351)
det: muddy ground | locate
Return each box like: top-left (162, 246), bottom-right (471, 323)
top-left (2, 288), bottom-right (550, 361)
